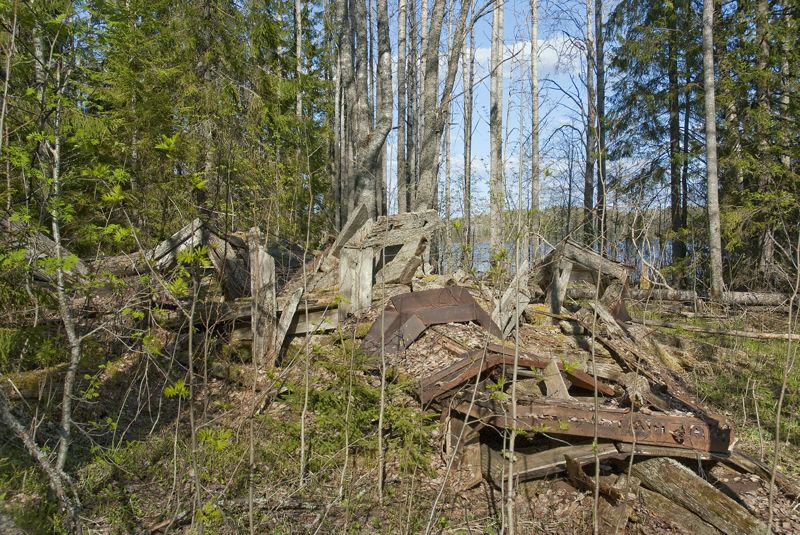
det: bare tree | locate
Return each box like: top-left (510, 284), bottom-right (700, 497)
top-left (702, 0), bottom-right (724, 298)
top-left (595, 0), bottom-right (606, 247)
top-left (530, 0), bottom-right (540, 260)
top-left (584, 0), bottom-right (596, 244)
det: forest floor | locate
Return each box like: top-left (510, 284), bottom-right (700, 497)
top-left (1, 301), bottom-right (799, 534)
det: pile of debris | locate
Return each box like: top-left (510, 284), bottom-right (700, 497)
top-left (6, 206), bottom-right (799, 533)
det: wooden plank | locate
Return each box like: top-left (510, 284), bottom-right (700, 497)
top-left (338, 246), bottom-right (374, 319)
top-left (149, 218), bottom-right (205, 270)
top-left (631, 457), bottom-right (766, 535)
top-left (492, 259), bottom-right (531, 337)
top-left (320, 202), bottom-right (369, 272)
top-left (360, 210), bottom-right (440, 249)
top-left (274, 288), bottom-right (303, 351)
top-left (639, 487), bottom-right (723, 535)
top-left (550, 259), bottom-right (573, 314)
top-left (248, 228), bottom-right (277, 368)
top-left (288, 306), bottom-right (338, 335)
top-left (374, 236), bottom-right (426, 285)
top-left (542, 359), bottom-right (570, 399)
top-left (481, 441), bottom-right (621, 487)
top-left (207, 233), bottom-right (249, 300)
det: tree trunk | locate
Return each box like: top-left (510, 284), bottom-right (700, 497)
top-left (407, 0), bottom-right (418, 206)
top-left (584, 0), bottom-right (596, 245)
top-left (489, 0), bottom-right (504, 262)
top-left (594, 0), bottom-right (606, 244)
top-left (530, 0), bottom-right (540, 261)
top-left (755, 0), bottom-right (774, 282)
top-left (668, 1), bottom-right (685, 277)
top-left (462, 26), bottom-right (474, 270)
top-left (295, 0), bottom-right (303, 118)
top-left (702, 0), bottom-right (724, 298)
top-left (412, 0), bottom-right (470, 211)
top-left (397, 0), bottom-right (408, 213)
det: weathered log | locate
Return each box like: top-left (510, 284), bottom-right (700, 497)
top-left (492, 259), bottom-right (531, 336)
top-left (639, 487), bottom-right (723, 535)
top-left (631, 457), bottom-right (766, 535)
top-left (722, 291), bottom-right (790, 307)
top-left (248, 228), bottom-right (277, 368)
top-left (3, 219), bottom-right (89, 280)
top-left (631, 318), bottom-right (800, 342)
top-left (562, 240), bottom-right (631, 282)
top-left (568, 288), bottom-right (700, 302)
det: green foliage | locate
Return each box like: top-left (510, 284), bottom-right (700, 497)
top-left (163, 378), bottom-right (190, 399)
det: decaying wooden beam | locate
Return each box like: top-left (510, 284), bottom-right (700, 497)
top-left (492, 259), bottom-right (531, 336)
top-left (481, 441), bottom-right (621, 487)
top-left (148, 218), bottom-right (205, 271)
top-left (631, 457), bottom-right (766, 535)
top-left (207, 233), bottom-right (249, 300)
top-left (542, 359), bottom-right (570, 399)
top-left (248, 228), bottom-right (277, 368)
top-left (638, 487), bottom-right (723, 535)
top-left (360, 209), bottom-right (440, 249)
top-left (274, 288), bottom-right (303, 352)
top-left (374, 236), bottom-right (426, 285)
top-left (319, 202), bottom-right (369, 272)
top-left (3, 219), bottom-right (90, 280)
top-left (338, 246), bottom-right (373, 319)
top-left (550, 259), bottom-right (573, 314)
top-left (562, 240), bottom-right (631, 282)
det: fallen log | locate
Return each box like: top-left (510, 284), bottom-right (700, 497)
top-left (631, 318), bottom-right (800, 342)
top-left (631, 457), bottom-right (766, 535)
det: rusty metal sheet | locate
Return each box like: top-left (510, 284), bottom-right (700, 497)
top-left (454, 398), bottom-right (733, 453)
top-left (485, 344), bottom-right (616, 397)
top-left (419, 347), bottom-right (616, 403)
top-left (361, 286), bottom-right (503, 355)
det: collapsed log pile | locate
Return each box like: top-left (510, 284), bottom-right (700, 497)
top-left (5, 208), bottom-right (799, 533)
